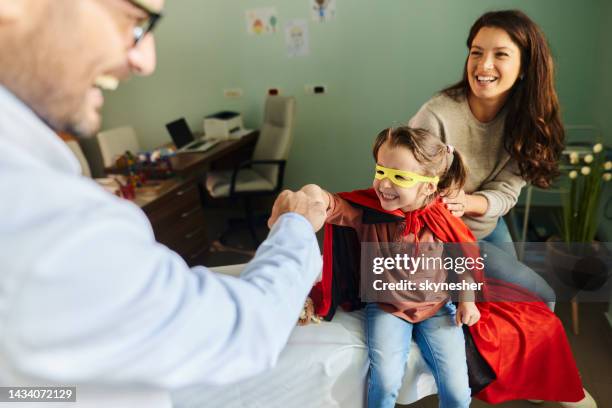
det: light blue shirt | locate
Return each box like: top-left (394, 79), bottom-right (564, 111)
top-left (0, 86), bottom-right (322, 395)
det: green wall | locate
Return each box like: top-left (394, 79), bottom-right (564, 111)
top-left (597, 0), bottom-right (612, 141)
top-left (101, 0), bottom-right (608, 194)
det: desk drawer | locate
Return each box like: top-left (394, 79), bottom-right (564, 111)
top-left (159, 223), bottom-right (208, 261)
top-left (145, 183), bottom-right (200, 230)
top-left (154, 204), bottom-right (205, 244)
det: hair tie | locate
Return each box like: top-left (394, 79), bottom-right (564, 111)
top-left (446, 144), bottom-right (455, 171)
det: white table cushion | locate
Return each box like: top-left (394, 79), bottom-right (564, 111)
top-left (171, 264), bottom-right (437, 408)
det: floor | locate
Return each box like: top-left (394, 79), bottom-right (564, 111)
top-left (400, 302), bottom-right (612, 408)
top-left (199, 208), bottom-right (612, 408)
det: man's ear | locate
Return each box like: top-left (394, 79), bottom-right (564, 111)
top-left (0, 0), bottom-right (26, 23)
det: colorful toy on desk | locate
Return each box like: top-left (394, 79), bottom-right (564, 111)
top-left (114, 150), bottom-right (175, 181)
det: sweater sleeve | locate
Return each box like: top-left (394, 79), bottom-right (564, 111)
top-left (325, 192), bottom-right (363, 229)
top-left (472, 158), bottom-right (526, 218)
top-left (408, 104), bottom-right (446, 142)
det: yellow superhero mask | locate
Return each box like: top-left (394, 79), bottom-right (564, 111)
top-left (374, 165), bottom-right (439, 188)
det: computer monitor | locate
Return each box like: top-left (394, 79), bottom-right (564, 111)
top-left (165, 118), bottom-right (194, 149)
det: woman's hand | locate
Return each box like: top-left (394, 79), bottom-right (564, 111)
top-left (455, 301), bottom-right (481, 326)
top-left (442, 189), bottom-right (467, 217)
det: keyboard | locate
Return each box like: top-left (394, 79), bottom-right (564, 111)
top-left (178, 139), bottom-right (221, 153)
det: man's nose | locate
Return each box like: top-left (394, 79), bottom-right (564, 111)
top-left (127, 34), bottom-right (157, 76)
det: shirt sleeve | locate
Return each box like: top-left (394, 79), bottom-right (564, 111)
top-left (324, 192), bottom-right (363, 229)
top-left (4, 202), bottom-right (322, 389)
top-left (472, 158), bottom-right (526, 218)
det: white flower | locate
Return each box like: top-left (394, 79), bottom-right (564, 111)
top-left (604, 161), bottom-right (612, 171)
top-left (581, 166), bottom-right (591, 176)
top-left (584, 154), bottom-right (594, 164)
top-left (604, 173), bottom-right (612, 181)
top-left (593, 143), bottom-right (603, 153)
top-left (569, 170), bottom-right (578, 179)
top-left (569, 152), bottom-right (579, 164)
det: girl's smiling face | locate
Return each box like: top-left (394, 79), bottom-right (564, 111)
top-left (372, 141), bottom-right (436, 212)
top-left (467, 26), bottom-right (522, 104)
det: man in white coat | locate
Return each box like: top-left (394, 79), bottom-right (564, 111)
top-left (0, 0), bottom-right (326, 406)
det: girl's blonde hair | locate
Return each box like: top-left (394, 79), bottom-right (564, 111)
top-left (372, 126), bottom-right (467, 201)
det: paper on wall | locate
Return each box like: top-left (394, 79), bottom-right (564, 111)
top-left (285, 19), bottom-right (310, 58)
top-left (246, 8), bottom-right (279, 35)
top-left (311, 0), bottom-right (336, 23)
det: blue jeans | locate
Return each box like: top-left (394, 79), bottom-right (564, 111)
top-left (366, 302), bottom-right (471, 408)
top-left (479, 241), bottom-right (556, 305)
top-left (480, 219), bottom-right (556, 309)
top-left (482, 217), bottom-right (517, 258)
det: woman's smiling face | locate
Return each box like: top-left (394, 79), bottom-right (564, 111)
top-left (467, 26), bottom-right (522, 104)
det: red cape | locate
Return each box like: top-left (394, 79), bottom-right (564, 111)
top-left (311, 188), bottom-right (584, 403)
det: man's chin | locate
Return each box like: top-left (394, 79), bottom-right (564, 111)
top-left (64, 113), bottom-right (101, 139)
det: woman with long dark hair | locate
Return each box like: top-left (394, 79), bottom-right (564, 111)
top-left (410, 9), bottom-right (563, 247)
top-left (410, 10), bottom-right (596, 407)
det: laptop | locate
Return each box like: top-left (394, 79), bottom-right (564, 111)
top-left (165, 118), bottom-right (220, 153)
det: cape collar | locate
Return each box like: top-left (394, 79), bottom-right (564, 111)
top-left (338, 188), bottom-right (437, 239)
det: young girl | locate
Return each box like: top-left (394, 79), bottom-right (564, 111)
top-left (301, 126), bottom-right (479, 408)
top-left (298, 126), bottom-right (590, 408)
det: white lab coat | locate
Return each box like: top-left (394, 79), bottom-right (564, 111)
top-left (0, 86), bottom-right (322, 407)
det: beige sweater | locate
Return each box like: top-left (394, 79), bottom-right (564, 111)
top-left (408, 93), bottom-right (526, 238)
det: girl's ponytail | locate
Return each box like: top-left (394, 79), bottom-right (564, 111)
top-left (437, 146), bottom-right (467, 196)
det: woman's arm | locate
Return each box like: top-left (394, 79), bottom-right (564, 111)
top-left (443, 159), bottom-right (526, 218)
top-left (442, 189), bottom-right (489, 217)
top-left (471, 159), bottom-right (526, 218)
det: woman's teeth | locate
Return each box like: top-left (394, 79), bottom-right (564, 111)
top-left (476, 75), bottom-right (497, 83)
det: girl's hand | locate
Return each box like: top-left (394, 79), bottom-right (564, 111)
top-left (455, 301), bottom-right (480, 326)
top-left (442, 189), bottom-right (466, 217)
top-left (298, 297), bottom-right (321, 325)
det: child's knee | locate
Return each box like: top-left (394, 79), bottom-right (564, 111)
top-left (369, 361), bottom-right (406, 396)
top-left (437, 371), bottom-right (471, 408)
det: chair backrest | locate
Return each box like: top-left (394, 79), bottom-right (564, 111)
top-left (252, 96), bottom-right (296, 184)
top-left (65, 139), bottom-right (92, 178)
top-left (97, 126), bottom-right (140, 168)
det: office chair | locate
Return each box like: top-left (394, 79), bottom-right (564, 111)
top-left (58, 132), bottom-right (93, 178)
top-left (97, 126), bottom-right (141, 168)
top-left (65, 139), bottom-right (93, 178)
top-left (205, 96), bottom-right (296, 248)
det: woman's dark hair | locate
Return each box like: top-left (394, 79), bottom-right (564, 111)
top-left (373, 127), bottom-right (467, 202)
top-left (443, 9), bottom-right (564, 188)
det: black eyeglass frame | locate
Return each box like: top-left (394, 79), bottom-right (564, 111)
top-left (124, 0), bottom-right (163, 45)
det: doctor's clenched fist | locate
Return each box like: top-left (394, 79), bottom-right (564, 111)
top-left (267, 190), bottom-right (327, 232)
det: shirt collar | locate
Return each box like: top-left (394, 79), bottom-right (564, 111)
top-left (0, 85), bottom-right (81, 175)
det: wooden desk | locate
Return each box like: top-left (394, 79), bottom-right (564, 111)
top-left (110, 131), bottom-right (258, 265)
top-left (167, 131), bottom-right (259, 177)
